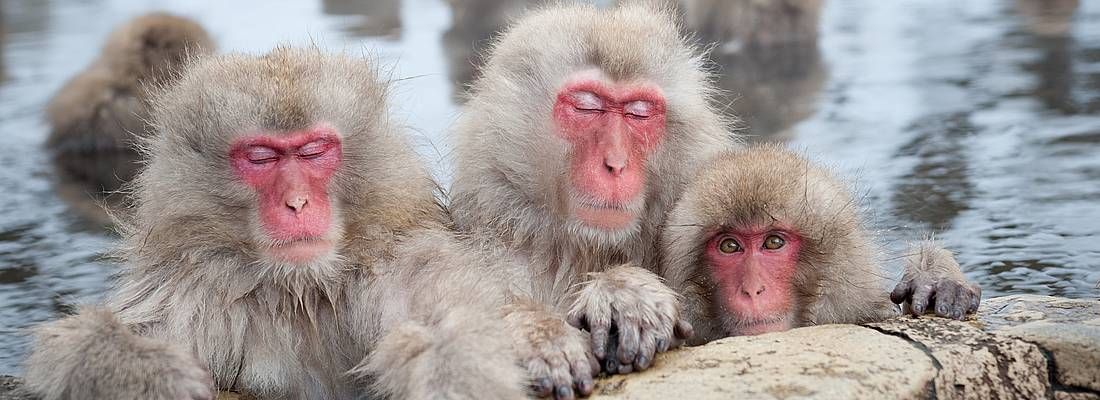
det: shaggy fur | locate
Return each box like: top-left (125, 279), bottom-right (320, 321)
top-left (46, 13), bottom-right (213, 191)
top-left (661, 144), bottom-right (980, 344)
top-left (447, 1), bottom-right (737, 386)
top-left (24, 47), bottom-right (524, 400)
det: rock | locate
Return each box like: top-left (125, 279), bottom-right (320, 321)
top-left (593, 325), bottom-right (936, 400)
top-left (591, 295), bottom-right (1100, 399)
top-left (867, 317), bottom-right (1050, 399)
top-left (4, 295), bottom-right (1097, 399)
top-left (979, 295), bottom-right (1100, 392)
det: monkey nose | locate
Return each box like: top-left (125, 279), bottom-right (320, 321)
top-left (286, 195), bottom-right (308, 213)
top-left (604, 155), bottom-right (628, 176)
top-left (742, 285), bottom-right (766, 298)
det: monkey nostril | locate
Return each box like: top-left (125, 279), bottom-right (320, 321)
top-left (604, 160), bottom-right (626, 176)
top-left (286, 196), bottom-right (308, 213)
top-left (756, 286), bottom-right (766, 296)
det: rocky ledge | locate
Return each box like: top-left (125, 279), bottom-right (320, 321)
top-left (2, 295), bottom-right (1096, 400)
top-left (593, 294), bottom-right (1100, 400)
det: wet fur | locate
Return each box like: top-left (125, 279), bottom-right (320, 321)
top-left (25, 47), bottom-right (524, 400)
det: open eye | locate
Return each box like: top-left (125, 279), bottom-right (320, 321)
top-left (623, 100), bottom-right (654, 119)
top-left (245, 146), bottom-right (279, 164)
top-left (763, 235), bottom-right (786, 250)
top-left (571, 91), bottom-right (605, 112)
top-left (718, 237), bottom-right (742, 254)
top-left (297, 140), bottom-right (330, 159)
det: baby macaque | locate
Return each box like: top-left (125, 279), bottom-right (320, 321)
top-left (46, 13), bottom-right (213, 191)
top-left (661, 145), bottom-right (981, 343)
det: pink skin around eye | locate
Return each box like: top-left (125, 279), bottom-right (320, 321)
top-left (229, 126), bottom-right (342, 264)
top-left (551, 77), bottom-right (667, 231)
top-left (705, 227), bottom-right (802, 335)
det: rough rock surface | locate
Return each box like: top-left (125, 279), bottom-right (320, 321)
top-left (980, 295), bottom-right (1100, 393)
top-left (595, 325), bottom-right (935, 399)
top-left (591, 294), bottom-right (1099, 400)
top-left (1, 295), bottom-right (1096, 399)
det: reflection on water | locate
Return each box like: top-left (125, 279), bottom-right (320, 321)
top-left (680, 0), bottom-right (826, 141)
top-left (0, 0), bottom-right (1098, 374)
top-left (441, 0), bottom-right (526, 102)
top-left (322, 0), bottom-right (402, 39)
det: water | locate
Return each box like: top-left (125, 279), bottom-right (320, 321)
top-left (0, 0), bottom-right (1096, 374)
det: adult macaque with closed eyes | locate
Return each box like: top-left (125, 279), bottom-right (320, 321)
top-left (450, 3), bottom-right (734, 396)
top-left (46, 13), bottom-right (213, 192)
top-left (23, 47), bottom-right (525, 400)
top-left (661, 145), bottom-right (982, 343)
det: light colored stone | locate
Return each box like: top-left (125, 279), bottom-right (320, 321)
top-left (868, 317), bottom-right (1050, 399)
top-left (592, 324), bottom-right (935, 400)
top-left (980, 295), bottom-right (1100, 392)
top-left (1056, 391), bottom-right (1100, 400)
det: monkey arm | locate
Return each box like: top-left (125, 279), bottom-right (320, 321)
top-left (890, 240), bottom-right (982, 320)
top-left (23, 307), bottom-right (215, 400)
top-left (565, 264), bottom-right (693, 375)
top-left (348, 228), bottom-right (527, 399)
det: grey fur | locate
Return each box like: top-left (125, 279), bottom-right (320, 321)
top-left (25, 47), bottom-right (524, 400)
top-left (660, 145), bottom-right (981, 344)
top-left (448, 2), bottom-right (736, 391)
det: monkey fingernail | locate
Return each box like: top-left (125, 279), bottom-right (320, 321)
top-left (656, 338), bottom-right (668, 352)
top-left (533, 378), bottom-right (553, 396)
top-left (577, 377), bottom-right (594, 395)
top-left (636, 355), bottom-right (651, 370)
top-left (617, 363), bottom-right (634, 374)
top-left (555, 386), bottom-right (575, 400)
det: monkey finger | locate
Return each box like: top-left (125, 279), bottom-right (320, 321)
top-left (909, 283), bottom-right (935, 315)
top-left (589, 324), bottom-right (611, 361)
top-left (890, 281), bottom-right (913, 305)
top-left (548, 356), bottom-right (576, 400)
top-left (656, 337), bottom-right (670, 353)
top-left (570, 358), bottom-right (595, 396)
top-left (602, 332), bottom-right (621, 375)
top-left (933, 283), bottom-right (959, 319)
top-left (617, 322), bottom-right (641, 365)
top-left (967, 285), bottom-right (982, 314)
top-left (528, 359), bottom-right (555, 397)
top-left (634, 332), bottom-right (658, 371)
top-left (674, 319), bottom-right (694, 343)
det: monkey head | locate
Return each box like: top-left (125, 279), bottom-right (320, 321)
top-left (131, 47), bottom-right (437, 286)
top-left (662, 144), bottom-right (872, 338)
top-left (451, 4), bottom-right (730, 246)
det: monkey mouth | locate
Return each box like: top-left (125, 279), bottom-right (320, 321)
top-left (267, 238), bottom-right (333, 264)
top-left (572, 201), bottom-right (638, 230)
top-left (732, 317), bottom-right (793, 336)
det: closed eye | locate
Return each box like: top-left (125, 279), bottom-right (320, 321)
top-left (571, 91), bottom-right (605, 113)
top-left (245, 147), bottom-right (279, 164)
top-left (297, 140), bottom-right (332, 159)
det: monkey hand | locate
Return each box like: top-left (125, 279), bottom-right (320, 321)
top-left (354, 307), bottom-right (527, 400)
top-left (503, 301), bottom-right (598, 400)
top-left (890, 241), bottom-right (982, 320)
top-left (566, 265), bottom-right (693, 376)
top-left (24, 308), bottom-right (216, 400)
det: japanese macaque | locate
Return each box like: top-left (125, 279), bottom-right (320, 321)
top-left (661, 145), bottom-right (982, 343)
top-left (23, 47), bottom-right (525, 400)
top-left (450, 3), bottom-right (735, 396)
top-left (45, 13), bottom-right (213, 193)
